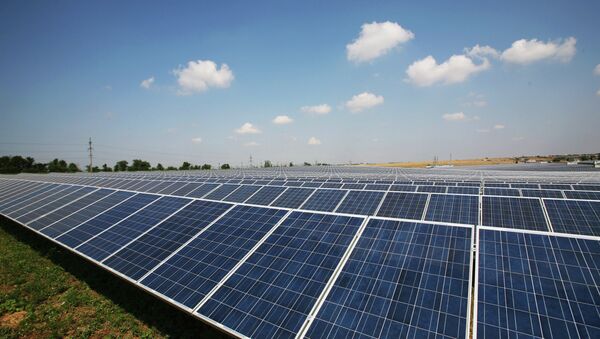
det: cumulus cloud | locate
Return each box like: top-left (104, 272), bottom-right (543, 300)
top-left (235, 122), bottom-right (261, 134)
top-left (173, 60), bottom-right (234, 94)
top-left (244, 141), bottom-right (259, 147)
top-left (493, 124), bottom-right (505, 130)
top-left (191, 137), bottom-right (202, 143)
top-left (140, 76), bottom-right (155, 89)
top-left (308, 137), bottom-right (322, 145)
top-left (347, 21), bottom-right (414, 63)
top-left (301, 104), bottom-right (331, 115)
top-left (594, 64), bottom-right (600, 76)
top-left (272, 115), bottom-right (293, 125)
top-left (442, 112), bottom-right (466, 121)
top-left (501, 37), bottom-right (576, 64)
top-left (465, 45), bottom-right (499, 59)
top-left (406, 55), bottom-right (490, 86)
top-left (345, 92), bottom-right (384, 112)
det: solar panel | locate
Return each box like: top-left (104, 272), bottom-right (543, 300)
top-left (197, 212), bottom-right (364, 338)
top-left (12, 186), bottom-right (97, 223)
top-left (417, 185), bottom-right (447, 193)
top-left (306, 220), bottom-right (472, 339)
top-left (573, 185), bottom-right (600, 191)
top-left (158, 181), bottom-right (189, 195)
top-left (8, 185), bottom-right (84, 219)
top-left (204, 184), bottom-right (240, 200)
top-left (186, 183), bottom-right (220, 198)
top-left (335, 190), bottom-right (385, 215)
top-left (300, 189), bottom-right (347, 212)
top-left (171, 183), bottom-right (204, 197)
top-left (0, 183), bottom-right (62, 213)
top-left (77, 196), bottom-right (193, 261)
top-left (447, 186), bottom-right (480, 195)
top-left (425, 194), bottom-right (478, 224)
top-left (564, 190), bottom-right (600, 201)
top-left (223, 185), bottom-right (261, 203)
top-left (141, 205), bottom-right (288, 308)
top-left (270, 187), bottom-right (314, 208)
top-left (103, 200), bottom-right (231, 280)
top-left (244, 186), bottom-right (286, 205)
top-left (540, 184), bottom-right (572, 190)
top-left (389, 185), bottom-right (417, 192)
top-left (376, 192), bottom-right (428, 220)
top-left (55, 193), bottom-right (161, 248)
top-left (520, 189), bottom-right (564, 198)
top-left (476, 227), bottom-right (600, 339)
top-left (484, 188), bottom-right (521, 197)
top-left (364, 184), bottom-right (390, 191)
top-left (482, 196), bottom-right (549, 231)
top-left (544, 199), bottom-right (600, 236)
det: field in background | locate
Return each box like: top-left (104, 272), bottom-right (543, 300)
top-left (362, 156), bottom-right (554, 168)
top-left (0, 217), bottom-right (228, 339)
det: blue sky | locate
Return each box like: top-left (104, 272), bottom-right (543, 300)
top-left (1, 1), bottom-right (599, 167)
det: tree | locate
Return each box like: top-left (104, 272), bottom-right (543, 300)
top-left (166, 166), bottom-right (177, 171)
top-left (179, 161), bottom-right (191, 170)
top-left (303, 162), bottom-right (311, 166)
top-left (264, 160), bottom-right (272, 168)
top-left (155, 163), bottom-right (164, 171)
top-left (129, 159), bottom-right (151, 171)
top-left (48, 158), bottom-right (69, 172)
top-left (289, 162), bottom-right (293, 167)
top-left (101, 163), bottom-right (112, 172)
top-left (67, 163), bottom-right (80, 172)
top-left (221, 163), bottom-right (230, 170)
top-left (114, 160), bottom-right (128, 172)
top-left (201, 164), bottom-right (211, 170)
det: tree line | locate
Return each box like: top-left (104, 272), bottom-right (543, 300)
top-left (0, 156), bottom-right (81, 174)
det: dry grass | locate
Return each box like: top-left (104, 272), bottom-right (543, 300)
top-left (361, 156), bottom-right (554, 168)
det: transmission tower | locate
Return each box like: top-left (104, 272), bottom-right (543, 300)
top-left (88, 137), bottom-right (93, 173)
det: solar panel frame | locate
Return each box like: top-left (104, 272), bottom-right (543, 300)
top-left (544, 199), bottom-right (600, 236)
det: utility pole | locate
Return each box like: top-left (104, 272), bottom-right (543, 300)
top-left (88, 137), bottom-right (93, 173)
top-left (249, 155), bottom-right (253, 168)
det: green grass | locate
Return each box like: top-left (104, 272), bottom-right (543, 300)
top-left (0, 216), bottom-right (230, 338)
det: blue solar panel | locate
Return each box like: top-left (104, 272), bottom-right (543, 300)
top-left (77, 196), bottom-right (192, 261)
top-left (5, 184), bottom-right (78, 216)
top-left (171, 182), bottom-right (204, 197)
top-left (186, 183), bottom-right (220, 198)
top-left (103, 200), bottom-right (232, 280)
top-left (341, 183), bottom-right (366, 190)
top-left (55, 193), bottom-right (160, 248)
top-left (564, 190), bottom-right (600, 201)
top-left (245, 186), bottom-right (286, 205)
top-left (28, 189), bottom-right (115, 230)
top-left (511, 183), bottom-right (540, 189)
top-left (158, 181), bottom-right (189, 195)
top-left (482, 196), bottom-right (549, 231)
top-left (477, 228), bottom-right (600, 339)
top-left (540, 184), bottom-right (571, 190)
top-left (223, 185), bottom-right (261, 203)
top-left (364, 184), bottom-right (390, 191)
top-left (0, 183), bottom-right (62, 213)
top-left (417, 185), bottom-right (447, 193)
top-left (307, 220), bottom-right (472, 339)
top-left (389, 185), bottom-right (417, 192)
top-left (573, 185), bottom-right (600, 191)
top-left (484, 188), bottom-right (521, 197)
top-left (321, 183), bottom-right (343, 189)
top-left (447, 186), bottom-right (480, 195)
top-left (145, 181), bottom-right (176, 193)
top-left (376, 192), bottom-right (428, 219)
top-left (300, 189), bottom-right (347, 212)
top-left (335, 190), bottom-right (384, 215)
top-left (141, 205), bottom-right (288, 308)
top-left (425, 194), bottom-right (478, 224)
top-left (270, 187), bottom-right (314, 208)
top-left (204, 184), bottom-right (240, 200)
top-left (14, 186), bottom-right (97, 223)
top-left (521, 189), bottom-right (564, 198)
top-left (197, 212), bottom-right (364, 338)
top-left (544, 199), bottom-right (600, 236)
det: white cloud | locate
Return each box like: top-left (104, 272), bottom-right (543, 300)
top-left (594, 64), bottom-right (600, 76)
top-left (244, 141), bottom-right (259, 147)
top-left (347, 21), bottom-right (414, 63)
top-left (493, 124), bottom-right (505, 130)
top-left (406, 55), bottom-right (490, 86)
top-left (308, 137), bottom-right (322, 145)
top-left (443, 112), bottom-right (466, 121)
top-left (465, 45), bottom-right (500, 59)
top-left (191, 137), bottom-right (202, 144)
top-left (235, 122), bottom-right (261, 134)
top-left (140, 76), bottom-right (155, 89)
top-left (463, 92), bottom-right (488, 107)
top-left (173, 60), bottom-right (234, 94)
top-left (345, 92), bottom-right (384, 112)
top-left (501, 37), bottom-right (576, 64)
top-left (301, 104), bottom-right (331, 115)
top-left (272, 115), bottom-right (294, 125)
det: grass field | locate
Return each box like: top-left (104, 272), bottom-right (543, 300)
top-left (0, 217), bottom-right (230, 339)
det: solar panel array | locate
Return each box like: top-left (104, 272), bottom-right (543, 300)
top-left (1, 165), bottom-right (599, 338)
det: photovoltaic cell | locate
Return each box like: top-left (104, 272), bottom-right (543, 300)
top-left (376, 192), bottom-right (428, 220)
top-left (484, 188), bottom-right (521, 197)
top-left (521, 189), bottom-right (564, 199)
top-left (477, 228), bottom-right (600, 339)
top-left (573, 185), bottom-right (600, 191)
top-left (300, 189), bottom-right (347, 212)
top-left (223, 185), bottom-right (261, 203)
top-left (270, 187), bottom-right (314, 209)
top-left (245, 186), bottom-right (286, 206)
top-left (544, 199), bottom-right (600, 236)
top-left (307, 220), bottom-right (472, 339)
top-left (564, 190), bottom-right (600, 201)
top-left (198, 212), bottom-right (364, 338)
top-left (389, 185), bottom-right (417, 192)
top-left (482, 196), bottom-right (549, 231)
top-left (186, 183), bottom-right (220, 198)
top-left (417, 185), bottom-right (447, 193)
top-left (55, 193), bottom-right (160, 248)
top-left (335, 190), bottom-right (385, 215)
top-left (103, 200), bottom-right (232, 280)
top-left (447, 186), bottom-right (480, 195)
top-left (77, 196), bottom-right (192, 261)
top-left (171, 183), bottom-right (204, 197)
top-left (14, 186), bottom-right (97, 223)
top-left (0, 184), bottom-right (62, 213)
top-left (141, 205), bottom-right (288, 309)
top-left (205, 184), bottom-right (240, 200)
top-left (425, 194), bottom-right (478, 225)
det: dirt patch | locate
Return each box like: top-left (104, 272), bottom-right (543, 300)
top-left (0, 310), bottom-right (27, 328)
